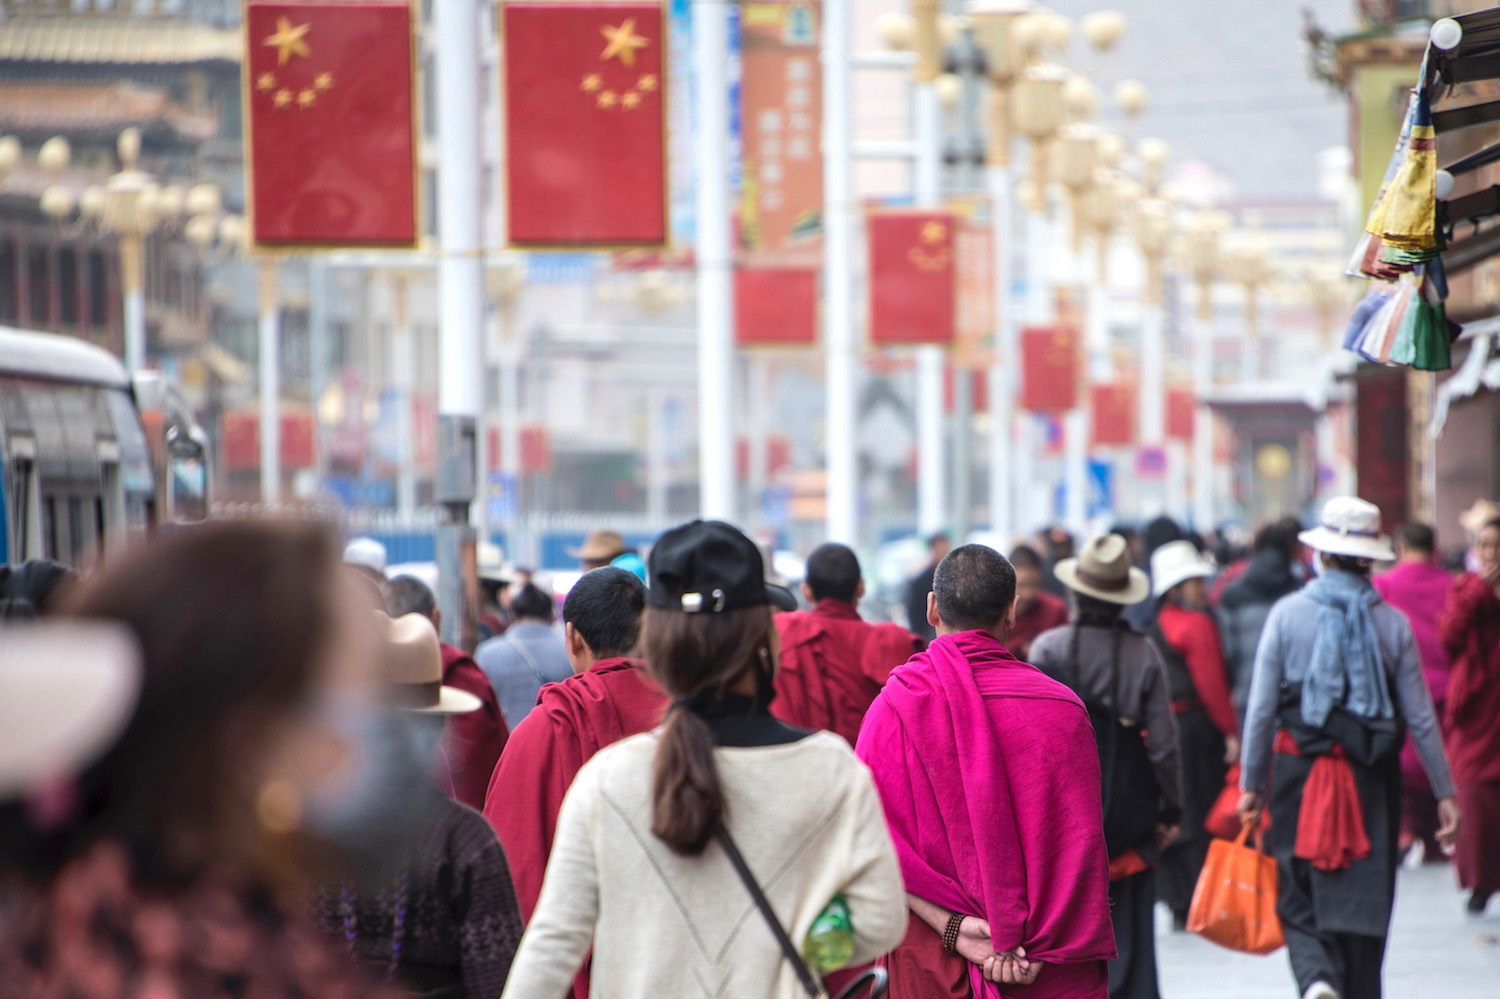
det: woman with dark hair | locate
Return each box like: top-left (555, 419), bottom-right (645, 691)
top-left (0, 520), bottom-right (391, 998)
top-left (1240, 498), bottom-right (1456, 999)
top-left (1147, 540), bottom-right (1240, 929)
top-left (1439, 515), bottom-right (1500, 915)
top-left (500, 520), bottom-right (906, 999)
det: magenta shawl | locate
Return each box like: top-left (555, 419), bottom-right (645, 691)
top-left (856, 630), bottom-right (1115, 997)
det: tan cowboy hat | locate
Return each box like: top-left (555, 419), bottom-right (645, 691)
top-left (1053, 534), bottom-right (1151, 605)
top-left (1298, 496), bottom-right (1396, 562)
top-left (0, 622), bottom-right (141, 796)
top-left (567, 529), bottom-right (628, 562)
top-left (476, 541), bottom-right (513, 585)
top-left (377, 612), bottom-right (481, 715)
top-left (1459, 498), bottom-right (1500, 535)
top-left (1150, 540), bottom-right (1213, 598)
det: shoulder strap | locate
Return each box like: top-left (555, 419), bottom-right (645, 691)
top-left (716, 826), bottom-right (825, 999)
top-left (504, 630), bottom-right (548, 686)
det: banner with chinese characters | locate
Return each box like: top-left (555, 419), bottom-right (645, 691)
top-left (245, 1), bottom-right (418, 247)
top-left (504, 1), bottom-right (668, 246)
top-left (1166, 386), bottom-right (1195, 440)
top-left (735, 266), bottom-right (818, 345)
top-left (1019, 325), bottom-right (1079, 412)
top-left (868, 209), bottom-right (956, 345)
top-left (1091, 383), bottom-right (1138, 446)
top-left (738, 1), bottom-right (821, 253)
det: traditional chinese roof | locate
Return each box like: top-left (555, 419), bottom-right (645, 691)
top-left (0, 16), bottom-right (240, 65)
top-left (0, 81), bottom-right (218, 139)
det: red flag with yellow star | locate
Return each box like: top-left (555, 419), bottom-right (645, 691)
top-left (245, 1), bottom-right (417, 247)
top-left (868, 209), bottom-right (956, 345)
top-left (503, 1), bottom-right (668, 247)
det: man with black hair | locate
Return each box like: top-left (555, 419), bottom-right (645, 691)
top-left (475, 581), bottom-right (571, 730)
top-left (1219, 519), bottom-right (1305, 716)
top-left (1008, 544), bottom-right (1070, 661)
top-left (858, 544), bottom-right (1115, 998)
top-left (904, 532), bottom-right (951, 642)
top-left (771, 542), bottom-right (921, 746)
top-left (382, 573), bottom-right (510, 811)
top-left (482, 566), bottom-right (664, 999)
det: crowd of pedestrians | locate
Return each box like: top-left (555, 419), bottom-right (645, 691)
top-left (1, 494), bottom-right (1497, 999)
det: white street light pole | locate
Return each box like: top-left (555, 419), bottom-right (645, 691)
top-left (824, 0), bottom-right (857, 544)
top-left (913, 55), bottom-right (945, 538)
top-left (694, 0), bottom-right (735, 522)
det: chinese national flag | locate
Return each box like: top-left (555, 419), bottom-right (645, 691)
top-left (869, 210), bottom-right (956, 345)
top-left (1166, 387), bottom-right (1196, 440)
top-left (1019, 325), bottom-right (1079, 412)
top-left (504, 2), bottom-right (668, 247)
top-left (1091, 383), bottom-right (1138, 446)
top-left (736, 267), bottom-right (817, 345)
top-left (245, 2), bottom-right (417, 247)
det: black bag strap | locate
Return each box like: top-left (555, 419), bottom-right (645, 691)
top-left (716, 826), bottom-right (825, 998)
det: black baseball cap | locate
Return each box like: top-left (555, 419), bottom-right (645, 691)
top-left (646, 520), bottom-right (798, 614)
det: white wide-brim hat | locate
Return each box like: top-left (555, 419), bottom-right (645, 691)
top-left (0, 622), bottom-right (141, 796)
top-left (1054, 534), bottom-right (1151, 605)
top-left (378, 612), bottom-right (482, 715)
top-left (1298, 496), bottom-right (1395, 562)
top-left (1151, 540), bottom-right (1212, 598)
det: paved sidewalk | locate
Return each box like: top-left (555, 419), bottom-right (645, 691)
top-left (1157, 863), bottom-right (1500, 998)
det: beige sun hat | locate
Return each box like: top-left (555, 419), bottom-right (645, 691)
top-left (377, 612), bottom-right (481, 715)
top-left (1297, 496), bottom-right (1396, 562)
top-left (1150, 540), bottom-right (1213, 598)
top-left (476, 541), bottom-right (513, 584)
top-left (1459, 498), bottom-right (1500, 535)
top-left (1053, 534), bottom-right (1151, 605)
top-left (0, 622), bottom-right (141, 796)
top-left (567, 529), bottom-right (628, 563)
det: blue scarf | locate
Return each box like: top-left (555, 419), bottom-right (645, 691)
top-left (1300, 570), bottom-right (1394, 728)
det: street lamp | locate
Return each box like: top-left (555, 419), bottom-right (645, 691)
top-left (1012, 62), bottom-right (1066, 211)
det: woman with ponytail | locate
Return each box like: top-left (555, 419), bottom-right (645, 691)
top-left (500, 520), bottom-right (906, 999)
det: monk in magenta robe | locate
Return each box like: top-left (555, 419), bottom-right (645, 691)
top-left (857, 544), bottom-right (1115, 999)
top-left (482, 567), bottom-right (663, 999)
top-left (773, 542), bottom-right (922, 746)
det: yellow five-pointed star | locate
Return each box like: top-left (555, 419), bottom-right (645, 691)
top-left (637, 73), bottom-right (658, 92)
top-left (263, 17), bottom-right (311, 66)
top-left (298, 88), bottom-right (317, 108)
top-left (314, 71), bottom-right (334, 91)
top-left (274, 88), bottom-right (293, 108)
top-left (621, 91), bottom-right (641, 109)
top-left (597, 90), bottom-right (618, 109)
top-left (256, 72), bottom-right (277, 91)
top-left (919, 221), bottom-right (947, 244)
top-left (581, 73), bottom-right (602, 92)
top-left (600, 18), bottom-right (649, 67)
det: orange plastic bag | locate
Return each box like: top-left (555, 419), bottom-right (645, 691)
top-left (1186, 823), bottom-right (1284, 955)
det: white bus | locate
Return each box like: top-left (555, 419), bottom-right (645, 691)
top-left (0, 326), bottom-right (209, 568)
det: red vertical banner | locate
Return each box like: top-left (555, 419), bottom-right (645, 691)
top-left (735, 267), bottom-right (818, 345)
top-left (1019, 326), bottom-right (1079, 411)
top-left (1091, 383), bottom-right (1138, 446)
top-left (739, 2), bottom-right (822, 252)
top-left (503, 2), bottom-right (668, 247)
top-left (1166, 387), bottom-right (1195, 440)
top-left (245, 1), bottom-right (417, 247)
top-left (868, 210), bottom-right (957, 345)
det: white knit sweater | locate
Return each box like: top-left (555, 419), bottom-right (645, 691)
top-left (498, 730), bottom-right (908, 999)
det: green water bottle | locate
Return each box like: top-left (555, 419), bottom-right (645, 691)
top-left (803, 894), bottom-right (854, 972)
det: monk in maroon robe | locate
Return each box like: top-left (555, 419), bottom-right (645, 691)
top-left (773, 543), bottom-right (922, 746)
top-left (482, 567), bottom-right (660, 999)
top-left (857, 544), bottom-right (1115, 999)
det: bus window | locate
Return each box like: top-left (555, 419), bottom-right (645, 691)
top-left (9, 454), bottom-right (36, 561)
top-left (102, 388), bottom-right (154, 527)
top-left (41, 494), bottom-right (56, 560)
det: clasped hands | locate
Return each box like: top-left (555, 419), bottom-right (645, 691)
top-left (955, 916), bottom-right (1042, 987)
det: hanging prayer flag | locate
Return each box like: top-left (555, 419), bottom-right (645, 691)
top-left (1019, 325), bottom-right (1079, 412)
top-left (504, 1), bottom-right (669, 247)
top-left (738, 2), bottom-right (822, 252)
top-left (735, 266), bottom-right (818, 345)
top-left (245, 1), bottom-right (418, 247)
top-left (1091, 383), bottom-right (1137, 447)
top-left (868, 209), bottom-right (957, 345)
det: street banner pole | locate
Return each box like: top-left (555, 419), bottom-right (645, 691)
top-left (258, 259), bottom-right (280, 507)
top-left (824, 0), bottom-right (857, 545)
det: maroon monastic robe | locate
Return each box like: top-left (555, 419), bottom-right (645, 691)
top-left (772, 600), bottom-right (922, 745)
top-left (1439, 574), bottom-right (1500, 895)
top-left (440, 643), bottom-right (509, 810)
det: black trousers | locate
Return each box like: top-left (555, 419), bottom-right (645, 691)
top-left (1107, 869), bottom-right (1159, 999)
top-left (1277, 886), bottom-right (1387, 999)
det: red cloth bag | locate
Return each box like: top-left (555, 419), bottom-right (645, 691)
top-left (1187, 824), bottom-right (1285, 955)
top-left (1207, 764), bottom-right (1270, 839)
